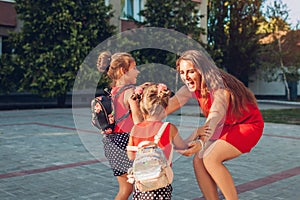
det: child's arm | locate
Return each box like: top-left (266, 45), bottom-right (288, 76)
top-left (174, 125), bottom-right (210, 156)
top-left (127, 126), bottom-right (136, 160)
top-left (183, 125), bottom-right (211, 144)
top-left (169, 123), bottom-right (189, 150)
top-left (127, 136), bottom-right (136, 160)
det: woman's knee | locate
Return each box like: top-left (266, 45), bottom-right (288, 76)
top-left (193, 154), bottom-right (208, 177)
top-left (202, 153), bottom-right (221, 174)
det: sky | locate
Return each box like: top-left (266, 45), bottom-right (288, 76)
top-left (264, 0), bottom-right (300, 28)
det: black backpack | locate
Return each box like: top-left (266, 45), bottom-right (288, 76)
top-left (91, 85), bottom-right (134, 134)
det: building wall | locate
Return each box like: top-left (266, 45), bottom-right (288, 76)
top-left (0, 0), bottom-right (20, 55)
top-left (249, 69), bottom-right (300, 98)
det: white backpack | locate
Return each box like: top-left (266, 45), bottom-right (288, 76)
top-left (127, 122), bottom-right (174, 192)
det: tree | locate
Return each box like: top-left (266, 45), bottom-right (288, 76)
top-left (126, 0), bottom-right (206, 89)
top-left (208, 0), bottom-right (264, 86)
top-left (258, 0), bottom-right (299, 100)
top-left (131, 0), bottom-right (205, 64)
top-left (207, 0), bottom-right (228, 66)
top-left (8, 0), bottom-right (115, 106)
top-left (0, 54), bottom-right (23, 93)
top-left (139, 0), bottom-right (205, 41)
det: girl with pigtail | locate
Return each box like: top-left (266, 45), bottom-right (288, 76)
top-left (97, 51), bottom-right (143, 200)
top-left (127, 83), bottom-right (205, 199)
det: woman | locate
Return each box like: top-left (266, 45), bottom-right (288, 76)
top-left (97, 51), bottom-right (143, 200)
top-left (167, 50), bottom-right (264, 200)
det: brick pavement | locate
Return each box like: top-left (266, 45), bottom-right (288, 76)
top-left (0, 103), bottom-right (299, 200)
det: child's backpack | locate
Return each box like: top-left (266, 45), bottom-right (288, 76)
top-left (91, 85), bottom-right (134, 134)
top-left (127, 122), bottom-right (174, 192)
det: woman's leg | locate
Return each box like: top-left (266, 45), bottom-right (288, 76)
top-left (115, 174), bottom-right (133, 200)
top-left (193, 155), bottom-right (219, 200)
top-left (203, 140), bottom-right (242, 200)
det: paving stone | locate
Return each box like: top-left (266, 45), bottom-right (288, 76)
top-left (0, 103), bottom-right (299, 199)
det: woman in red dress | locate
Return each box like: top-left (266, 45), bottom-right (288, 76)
top-left (167, 50), bottom-right (264, 200)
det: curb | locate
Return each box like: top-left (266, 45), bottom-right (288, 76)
top-left (257, 100), bottom-right (300, 107)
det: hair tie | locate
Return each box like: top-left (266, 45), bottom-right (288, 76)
top-left (135, 86), bottom-right (143, 95)
top-left (157, 83), bottom-right (168, 98)
top-left (157, 83), bottom-right (167, 93)
top-left (131, 86), bottom-right (144, 100)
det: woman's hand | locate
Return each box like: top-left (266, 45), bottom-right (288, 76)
top-left (195, 125), bottom-right (211, 141)
top-left (176, 140), bottom-right (202, 156)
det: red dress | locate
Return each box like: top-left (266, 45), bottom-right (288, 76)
top-left (130, 121), bottom-right (173, 164)
top-left (130, 121), bottom-right (173, 199)
top-left (102, 86), bottom-right (134, 176)
top-left (195, 91), bottom-right (264, 153)
top-left (111, 86), bottom-right (134, 133)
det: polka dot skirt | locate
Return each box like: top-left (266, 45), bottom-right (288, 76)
top-left (133, 184), bottom-right (172, 200)
top-left (102, 133), bottom-right (133, 176)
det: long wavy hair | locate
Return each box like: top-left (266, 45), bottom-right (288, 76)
top-left (176, 50), bottom-right (257, 118)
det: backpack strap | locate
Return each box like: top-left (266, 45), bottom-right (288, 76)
top-left (127, 145), bottom-right (139, 152)
top-left (154, 122), bottom-right (169, 144)
top-left (114, 84), bottom-right (135, 98)
top-left (127, 122), bottom-right (170, 152)
top-left (112, 84), bottom-right (135, 124)
top-left (154, 122), bottom-right (173, 165)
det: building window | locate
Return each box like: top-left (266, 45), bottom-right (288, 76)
top-left (0, 36), bottom-right (13, 56)
top-left (121, 0), bottom-right (144, 22)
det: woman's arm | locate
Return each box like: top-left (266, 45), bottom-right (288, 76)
top-left (166, 85), bottom-right (192, 115)
top-left (203, 89), bottom-right (230, 141)
top-left (177, 89), bottom-right (230, 156)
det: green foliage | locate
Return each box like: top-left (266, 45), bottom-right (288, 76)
top-left (264, 0), bottom-right (290, 31)
top-left (8, 0), bottom-right (115, 103)
top-left (257, 0), bottom-right (299, 84)
top-left (208, 0), bottom-right (264, 86)
top-left (139, 0), bottom-right (205, 41)
top-left (131, 0), bottom-right (205, 71)
top-left (258, 30), bottom-right (300, 82)
top-left (0, 54), bottom-right (23, 93)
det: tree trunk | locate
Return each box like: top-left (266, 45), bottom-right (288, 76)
top-left (277, 37), bottom-right (290, 101)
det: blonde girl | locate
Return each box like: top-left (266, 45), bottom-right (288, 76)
top-left (127, 83), bottom-right (203, 199)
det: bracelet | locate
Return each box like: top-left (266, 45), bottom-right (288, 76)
top-left (197, 139), bottom-right (206, 152)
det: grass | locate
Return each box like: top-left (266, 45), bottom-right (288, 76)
top-left (178, 108), bottom-right (300, 125)
top-left (261, 108), bottom-right (300, 125)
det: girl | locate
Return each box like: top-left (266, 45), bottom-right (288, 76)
top-left (97, 51), bottom-right (143, 200)
top-left (127, 83), bottom-right (205, 200)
